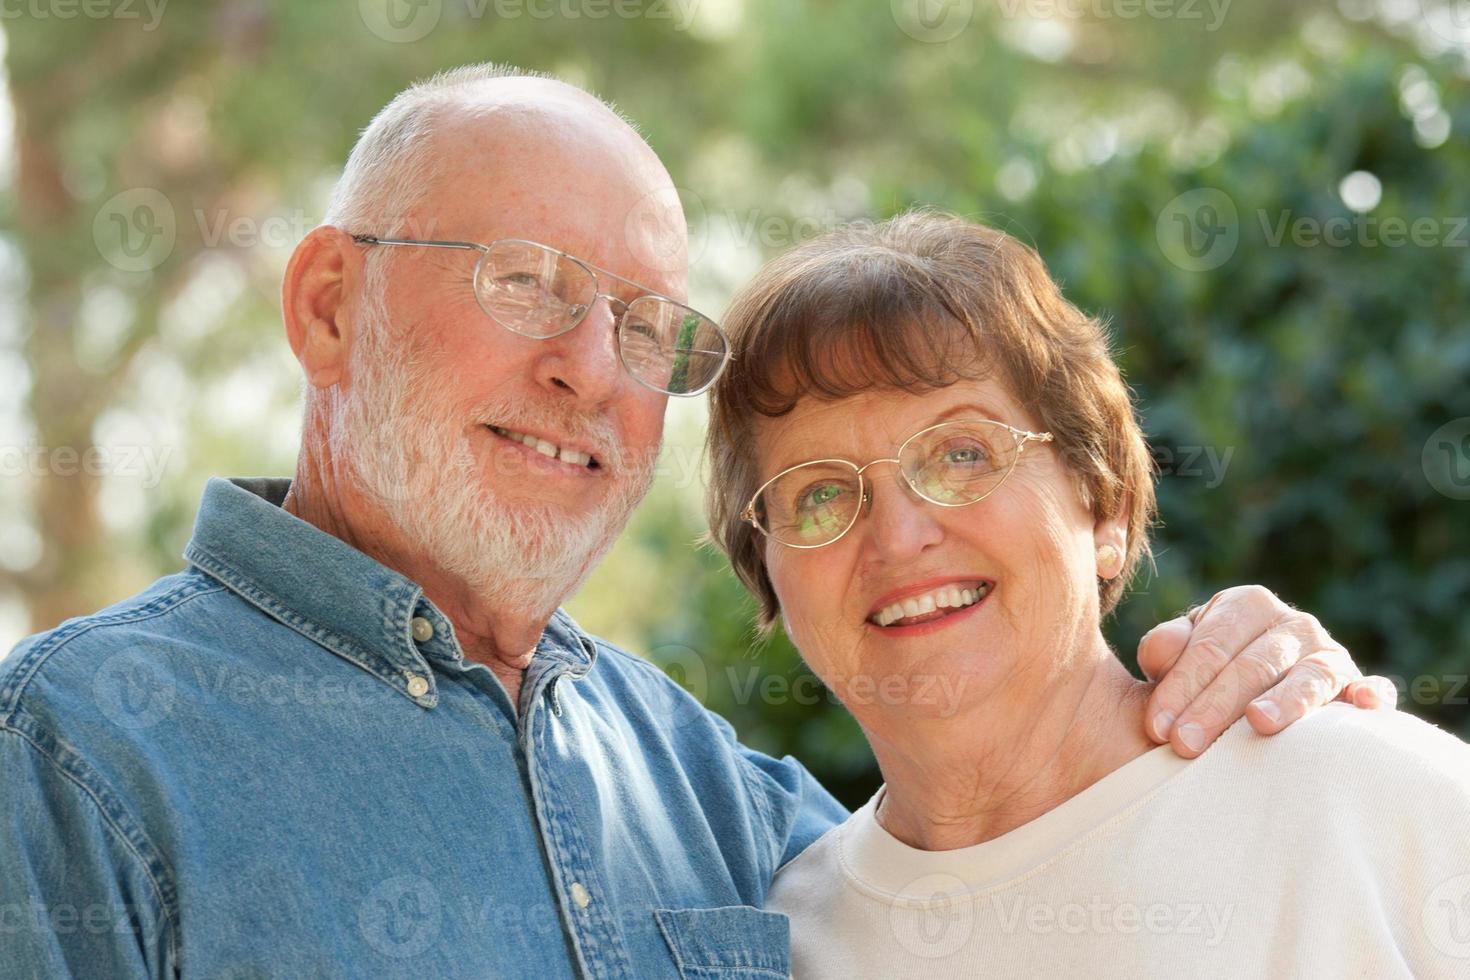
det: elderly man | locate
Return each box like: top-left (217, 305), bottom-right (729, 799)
top-left (0, 65), bottom-right (1389, 978)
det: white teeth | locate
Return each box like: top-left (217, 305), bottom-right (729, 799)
top-left (559, 448), bottom-right (590, 466)
top-left (489, 426), bottom-right (595, 469)
top-left (871, 583), bottom-right (991, 627)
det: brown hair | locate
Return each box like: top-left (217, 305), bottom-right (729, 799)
top-left (705, 209), bottom-right (1157, 630)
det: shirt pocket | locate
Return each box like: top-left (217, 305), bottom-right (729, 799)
top-left (653, 905), bottom-right (791, 979)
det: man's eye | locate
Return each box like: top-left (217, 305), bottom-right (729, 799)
top-left (624, 317), bottom-right (660, 340)
top-left (498, 272), bottom-right (547, 289)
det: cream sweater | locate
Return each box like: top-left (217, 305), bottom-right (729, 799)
top-left (767, 704), bottom-right (1470, 979)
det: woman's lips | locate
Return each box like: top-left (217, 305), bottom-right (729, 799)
top-left (867, 579), bottom-right (993, 626)
top-left (866, 584), bottom-right (994, 637)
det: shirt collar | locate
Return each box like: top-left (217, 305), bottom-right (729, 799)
top-left (182, 477), bottom-right (597, 706)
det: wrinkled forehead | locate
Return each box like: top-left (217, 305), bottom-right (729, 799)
top-left (751, 374), bottom-right (1035, 478)
top-left (421, 94), bottom-right (688, 299)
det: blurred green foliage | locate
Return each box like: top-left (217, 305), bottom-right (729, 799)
top-left (3, 0), bottom-right (1467, 809)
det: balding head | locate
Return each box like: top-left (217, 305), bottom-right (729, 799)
top-left (324, 65), bottom-right (686, 297)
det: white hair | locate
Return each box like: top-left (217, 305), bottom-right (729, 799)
top-left (299, 64), bottom-right (658, 611)
top-left (326, 276), bottom-right (656, 615)
top-left (322, 61), bottom-right (639, 240)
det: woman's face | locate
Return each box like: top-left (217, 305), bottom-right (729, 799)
top-left (756, 377), bottom-right (1126, 725)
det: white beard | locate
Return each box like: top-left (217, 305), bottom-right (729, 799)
top-left (328, 281), bottom-right (657, 616)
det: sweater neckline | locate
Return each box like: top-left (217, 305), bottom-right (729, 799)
top-left (838, 742), bottom-right (1193, 901)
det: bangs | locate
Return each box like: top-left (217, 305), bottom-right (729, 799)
top-left (708, 208), bottom-right (1156, 631)
top-left (728, 249), bottom-right (992, 417)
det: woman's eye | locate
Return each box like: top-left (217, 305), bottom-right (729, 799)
top-left (943, 444), bottom-right (989, 466)
top-left (799, 484), bottom-right (845, 510)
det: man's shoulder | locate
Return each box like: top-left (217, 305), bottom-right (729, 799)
top-left (584, 632), bottom-right (678, 685)
top-left (576, 630), bottom-right (729, 729)
top-left (766, 803), bottom-right (859, 924)
top-left (0, 567), bottom-right (230, 724)
top-left (556, 615), bottom-right (695, 701)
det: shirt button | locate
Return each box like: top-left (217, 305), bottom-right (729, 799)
top-left (405, 673), bottom-right (430, 698)
top-left (410, 617), bottom-right (434, 643)
top-left (569, 882), bottom-right (591, 909)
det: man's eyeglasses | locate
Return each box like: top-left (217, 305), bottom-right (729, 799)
top-left (742, 418), bottom-right (1054, 549)
top-left (352, 235), bottom-right (731, 396)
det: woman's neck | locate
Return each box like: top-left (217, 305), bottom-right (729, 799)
top-left (867, 645), bottom-right (1157, 852)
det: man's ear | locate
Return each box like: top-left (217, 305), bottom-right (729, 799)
top-left (283, 226), bottom-right (363, 391)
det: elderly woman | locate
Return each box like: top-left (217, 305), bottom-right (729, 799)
top-left (706, 211), bottom-right (1470, 977)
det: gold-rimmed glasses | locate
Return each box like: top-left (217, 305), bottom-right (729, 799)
top-left (741, 418), bottom-right (1054, 548)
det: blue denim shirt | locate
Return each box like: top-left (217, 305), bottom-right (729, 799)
top-left (0, 477), bottom-right (847, 979)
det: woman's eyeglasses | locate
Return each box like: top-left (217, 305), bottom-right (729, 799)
top-left (742, 418), bottom-right (1054, 549)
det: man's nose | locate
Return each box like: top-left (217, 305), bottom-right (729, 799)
top-left (533, 294), bottom-right (624, 406)
top-left (858, 471), bottom-right (945, 563)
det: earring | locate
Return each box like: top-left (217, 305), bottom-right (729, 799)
top-left (1096, 544), bottom-right (1121, 574)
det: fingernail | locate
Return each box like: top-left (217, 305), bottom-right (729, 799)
top-left (1152, 710), bottom-right (1176, 741)
top-left (1176, 722), bottom-right (1205, 753)
top-left (1251, 699), bottom-right (1281, 724)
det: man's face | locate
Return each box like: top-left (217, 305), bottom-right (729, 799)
top-left (337, 91), bottom-right (688, 607)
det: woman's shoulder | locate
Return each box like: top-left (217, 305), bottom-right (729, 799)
top-left (1203, 702), bottom-right (1470, 806)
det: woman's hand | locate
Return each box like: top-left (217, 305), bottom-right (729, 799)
top-left (1138, 584), bottom-right (1397, 757)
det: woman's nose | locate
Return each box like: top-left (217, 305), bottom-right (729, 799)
top-left (858, 472), bottom-right (945, 563)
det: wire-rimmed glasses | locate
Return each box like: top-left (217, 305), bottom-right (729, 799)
top-left (352, 235), bottom-right (731, 396)
top-left (742, 418), bottom-right (1055, 548)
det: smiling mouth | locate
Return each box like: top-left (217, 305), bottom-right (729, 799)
top-left (486, 425), bottom-right (602, 470)
top-left (868, 581), bottom-right (992, 628)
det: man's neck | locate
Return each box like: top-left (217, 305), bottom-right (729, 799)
top-left (281, 448), bottom-right (548, 711)
top-left (867, 645), bottom-right (1156, 852)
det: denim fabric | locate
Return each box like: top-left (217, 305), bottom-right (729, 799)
top-left (0, 477), bottom-right (846, 979)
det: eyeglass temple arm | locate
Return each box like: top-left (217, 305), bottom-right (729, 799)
top-left (351, 235), bottom-right (488, 253)
top-left (1016, 430), bottom-right (1054, 457)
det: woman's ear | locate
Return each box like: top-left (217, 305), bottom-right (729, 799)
top-left (283, 226), bottom-right (363, 390)
top-left (1092, 499), bottom-right (1130, 580)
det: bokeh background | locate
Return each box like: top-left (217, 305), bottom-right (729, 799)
top-left (2, 0), bottom-right (1467, 808)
